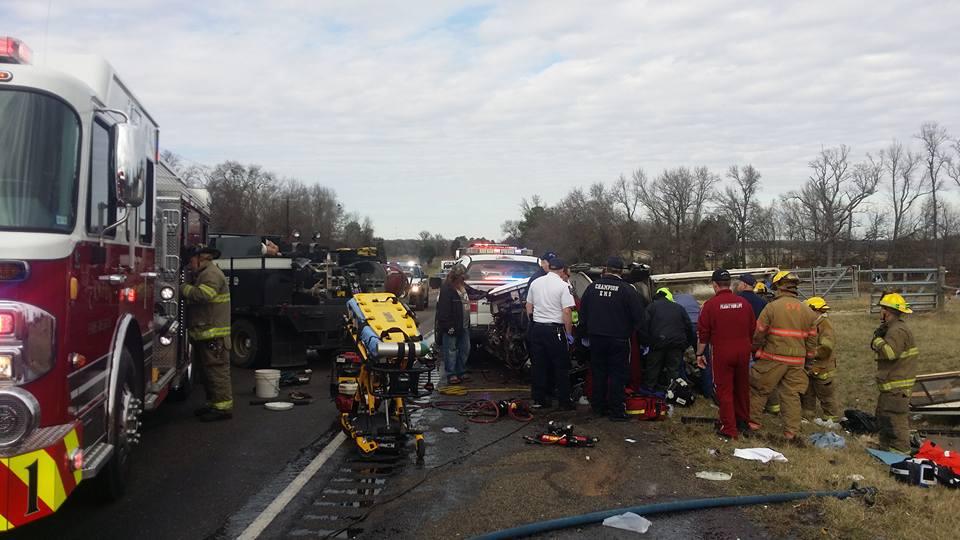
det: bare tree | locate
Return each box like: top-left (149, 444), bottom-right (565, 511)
top-left (639, 166), bottom-right (719, 270)
top-left (788, 146), bottom-right (880, 266)
top-left (612, 170), bottom-right (644, 223)
top-left (719, 164), bottom-right (761, 267)
top-left (882, 140), bottom-right (925, 248)
top-left (916, 122), bottom-right (952, 266)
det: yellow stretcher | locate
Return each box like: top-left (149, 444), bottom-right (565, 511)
top-left (333, 293), bottom-right (433, 461)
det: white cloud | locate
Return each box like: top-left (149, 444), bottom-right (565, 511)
top-left (2, 0), bottom-right (958, 238)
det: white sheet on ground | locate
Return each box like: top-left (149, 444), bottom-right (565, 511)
top-left (733, 447), bottom-right (788, 463)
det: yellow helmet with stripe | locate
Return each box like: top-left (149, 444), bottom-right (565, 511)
top-left (753, 282), bottom-right (767, 294)
top-left (878, 292), bottom-right (912, 314)
top-left (804, 296), bottom-right (830, 312)
top-left (771, 270), bottom-right (799, 290)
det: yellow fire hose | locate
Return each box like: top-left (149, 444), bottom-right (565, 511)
top-left (438, 386), bottom-right (530, 396)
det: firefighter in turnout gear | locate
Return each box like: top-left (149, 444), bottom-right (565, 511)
top-left (871, 293), bottom-right (918, 453)
top-left (749, 271), bottom-right (819, 440)
top-left (801, 297), bottom-right (840, 421)
top-left (182, 244), bottom-right (234, 421)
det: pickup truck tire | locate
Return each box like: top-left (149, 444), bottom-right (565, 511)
top-left (231, 318), bottom-right (265, 368)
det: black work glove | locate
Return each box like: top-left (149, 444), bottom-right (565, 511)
top-left (873, 325), bottom-right (887, 339)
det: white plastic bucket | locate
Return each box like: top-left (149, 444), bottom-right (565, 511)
top-left (254, 369), bottom-right (281, 399)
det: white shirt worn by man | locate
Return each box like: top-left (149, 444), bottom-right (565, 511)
top-left (527, 271), bottom-right (575, 324)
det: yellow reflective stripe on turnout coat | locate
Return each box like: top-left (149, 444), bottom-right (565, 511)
top-left (182, 261), bottom-right (231, 341)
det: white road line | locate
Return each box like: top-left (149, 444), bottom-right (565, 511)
top-left (236, 431), bottom-right (347, 540)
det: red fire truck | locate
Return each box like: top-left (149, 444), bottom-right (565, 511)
top-left (0, 37), bottom-right (204, 530)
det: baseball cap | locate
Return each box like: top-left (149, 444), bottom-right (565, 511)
top-left (548, 258), bottom-right (566, 270)
top-left (739, 274), bottom-right (757, 286)
top-left (605, 256), bottom-right (625, 270)
top-left (711, 268), bottom-right (731, 282)
top-left (540, 251), bottom-right (558, 261)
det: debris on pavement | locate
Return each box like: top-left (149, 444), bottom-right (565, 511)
top-left (602, 512), bottom-right (652, 534)
top-left (695, 471), bottom-right (732, 481)
top-left (733, 448), bottom-right (788, 463)
top-left (809, 432), bottom-right (846, 449)
top-left (442, 427), bottom-right (460, 433)
top-left (625, 438), bottom-right (638, 443)
top-left (279, 369), bottom-right (313, 387)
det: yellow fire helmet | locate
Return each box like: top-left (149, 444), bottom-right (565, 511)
top-left (804, 296), bottom-right (830, 312)
top-left (878, 292), bottom-right (913, 314)
top-left (754, 282), bottom-right (768, 294)
top-left (771, 270), bottom-right (800, 290)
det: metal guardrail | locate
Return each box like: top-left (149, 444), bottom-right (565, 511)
top-left (789, 266), bottom-right (860, 299)
top-left (868, 267), bottom-right (946, 312)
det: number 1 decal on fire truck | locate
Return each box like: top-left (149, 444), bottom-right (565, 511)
top-left (0, 36), bottom-right (207, 530)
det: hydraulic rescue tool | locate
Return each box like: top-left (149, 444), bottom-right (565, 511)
top-left (524, 421), bottom-right (598, 447)
top-left (332, 293), bottom-right (434, 462)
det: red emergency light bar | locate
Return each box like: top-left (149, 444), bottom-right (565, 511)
top-left (0, 37), bottom-right (32, 65)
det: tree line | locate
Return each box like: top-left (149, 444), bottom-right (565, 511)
top-left (161, 152), bottom-right (376, 247)
top-left (501, 122), bottom-right (960, 274)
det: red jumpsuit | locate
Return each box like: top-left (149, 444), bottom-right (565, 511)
top-left (698, 289), bottom-right (756, 438)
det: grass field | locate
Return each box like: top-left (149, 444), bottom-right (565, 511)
top-left (664, 296), bottom-right (960, 539)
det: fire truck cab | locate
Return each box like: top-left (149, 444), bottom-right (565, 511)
top-left (0, 37), bottom-right (199, 530)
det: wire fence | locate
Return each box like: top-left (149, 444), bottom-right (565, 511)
top-left (789, 266), bottom-right (860, 299)
top-left (867, 267), bottom-right (946, 312)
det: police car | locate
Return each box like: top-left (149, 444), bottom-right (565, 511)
top-left (457, 244), bottom-right (540, 341)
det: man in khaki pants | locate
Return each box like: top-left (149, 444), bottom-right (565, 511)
top-left (748, 271), bottom-right (819, 441)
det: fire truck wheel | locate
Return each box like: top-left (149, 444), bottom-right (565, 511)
top-left (97, 347), bottom-right (139, 501)
top-left (231, 318), bottom-right (265, 368)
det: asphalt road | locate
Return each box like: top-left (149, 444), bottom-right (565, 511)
top-left (6, 296), bottom-right (437, 540)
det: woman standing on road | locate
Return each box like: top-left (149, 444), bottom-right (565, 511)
top-left (436, 264), bottom-right (472, 384)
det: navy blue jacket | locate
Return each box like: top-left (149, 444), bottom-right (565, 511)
top-left (578, 274), bottom-right (646, 339)
top-left (738, 290), bottom-right (768, 319)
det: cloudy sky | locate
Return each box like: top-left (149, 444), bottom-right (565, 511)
top-left (4, 1), bottom-right (959, 239)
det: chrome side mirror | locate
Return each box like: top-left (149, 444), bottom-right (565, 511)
top-left (113, 123), bottom-right (145, 207)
